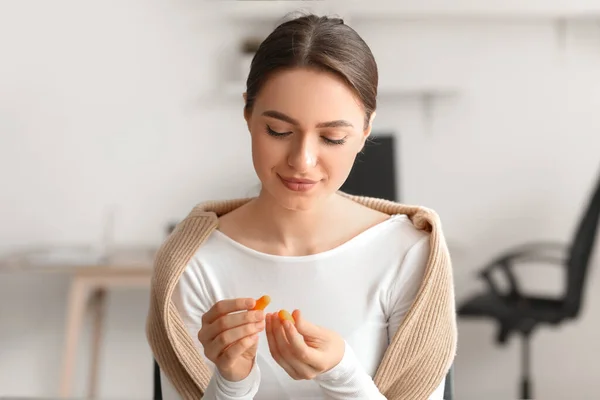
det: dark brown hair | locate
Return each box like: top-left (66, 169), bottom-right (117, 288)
top-left (244, 14), bottom-right (378, 129)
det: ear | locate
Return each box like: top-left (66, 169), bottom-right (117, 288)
top-left (358, 111), bottom-right (376, 153)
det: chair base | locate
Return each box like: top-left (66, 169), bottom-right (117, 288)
top-left (520, 333), bottom-right (533, 399)
top-left (521, 376), bottom-right (531, 400)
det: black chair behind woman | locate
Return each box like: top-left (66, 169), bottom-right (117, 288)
top-left (458, 167), bottom-right (600, 399)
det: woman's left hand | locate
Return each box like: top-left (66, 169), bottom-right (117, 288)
top-left (265, 310), bottom-right (345, 380)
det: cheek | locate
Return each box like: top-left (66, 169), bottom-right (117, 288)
top-left (323, 146), bottom-right (359, 181)
top-left (250, 131), bottom-right (278, 172)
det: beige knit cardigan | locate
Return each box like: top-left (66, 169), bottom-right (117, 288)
top-left (146, 193), bottom-right (457, 399)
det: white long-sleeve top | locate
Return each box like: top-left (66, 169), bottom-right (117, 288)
top-left (161, 214), bottom-right (446, 399)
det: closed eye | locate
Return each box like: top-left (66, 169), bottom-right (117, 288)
top-left (266, 125), bottom-right (291, 138)
top-left (323, 137), bottom-right (347, 145)
top-left (266, 125), bottom-right (347, 145)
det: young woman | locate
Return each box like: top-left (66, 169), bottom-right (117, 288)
top-left (147, 14), bottom-right (456, 400)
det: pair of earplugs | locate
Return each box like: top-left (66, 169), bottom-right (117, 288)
top-left (252, 295), bottom-right (295, 323)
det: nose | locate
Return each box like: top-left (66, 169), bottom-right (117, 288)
top-left (287, 135), bottom-right (318, 172)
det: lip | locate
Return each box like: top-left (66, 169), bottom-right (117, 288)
top-left (280, 176), bottom-right (318, 184)
top-left (278, 174), bottom-right (319, 192)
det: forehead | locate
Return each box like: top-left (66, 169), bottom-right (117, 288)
top-left (253, 68), bottom-right (365, 125)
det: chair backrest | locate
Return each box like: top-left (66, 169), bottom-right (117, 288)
top-left (153, 358), bottom-right (162, 400)
top-left (565, 169), bottom-right (600, 317)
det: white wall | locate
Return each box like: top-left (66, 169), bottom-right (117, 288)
top-left (1, 1), bottom-right (600, 399)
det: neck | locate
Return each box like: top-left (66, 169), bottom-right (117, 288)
top-left (247, 189), bottom-right (343, 254)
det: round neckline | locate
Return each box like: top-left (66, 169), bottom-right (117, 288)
top-left (211, 214), bottom-right (406, 263)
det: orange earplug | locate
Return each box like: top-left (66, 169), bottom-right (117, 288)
top-left (278, 309), bottom-right (295, 324)
top-left (252, 295), bottom-right (271, 311)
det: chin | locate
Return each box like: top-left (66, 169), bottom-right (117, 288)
top-left (265, 184), bottom-right (332, 212)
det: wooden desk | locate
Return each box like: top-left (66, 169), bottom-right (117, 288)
top-left (0, 248), bottom-right (155, 399)
top-left (60, 266), bottom-right (153, 398)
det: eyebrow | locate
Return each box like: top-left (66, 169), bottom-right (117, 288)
top-left (261, 110), bottom-right (354, 129)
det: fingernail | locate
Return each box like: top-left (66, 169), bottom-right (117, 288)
top-left (246, 299), bottom-right (255, 308)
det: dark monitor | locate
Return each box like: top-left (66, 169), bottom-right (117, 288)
top-left (340, 134), bottom-right (398, 202)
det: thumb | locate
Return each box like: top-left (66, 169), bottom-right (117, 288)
top-left (292, 310), bottom-right (321, 336)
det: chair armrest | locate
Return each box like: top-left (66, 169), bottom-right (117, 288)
top-left (480, 260), bottom-right (518, 298)
top-left (479, 242), bottom-right (568, 299)
top-left (482, 241), bottom-right (568, 274)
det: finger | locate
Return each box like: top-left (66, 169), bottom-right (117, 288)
top-left (265, 313), bottom-right (280, 360)
top-left (273, 314), bottom-right (316, 380)
top-left (266, 314), bottom-right (301, 379)
top-left (201, 309), bottom-right (265, 342)
top-left (202, 298), bottom-right (255, 325)
top-left (272, 313), bottom-right (291, 353)
top-left (276, 317), bottom-right (319, 379)
top-left (283, 319), bottom-right (318, 363)
top-left (217, 333), bottom-right (259, 367)
top-left (205, 320), bottom-right (265, 360)
top-left (283, 320), bottom-right (324, 372)
top-left (292, 310), bottom-right (320, 337)
top-left (206, 311), bottom-right (265, 351)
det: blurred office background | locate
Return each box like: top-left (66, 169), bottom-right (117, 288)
top-left (1, 0), bottom-right (599, 399)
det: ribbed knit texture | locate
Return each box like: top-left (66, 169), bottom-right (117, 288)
top-left (146, 193), bottom-right (457, 399)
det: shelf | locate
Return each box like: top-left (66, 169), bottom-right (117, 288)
top-left (214, 1), bottom-right (328, 22)
top-left (214, 0), bottom-right (600, 22)
top-left (346, 1), bottom-right (600, 22)
top-left (378, 84), bottom-right (459, 99)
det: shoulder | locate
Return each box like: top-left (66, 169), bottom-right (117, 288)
top-left (375, 215), bottom-right (431, 272)
top-left (337, 194), bottom-right (433, 253)
top-left (383, 217), bottom-right (431, 300)
top-left (337, 194), bottom-right (391, 231)
top-left (152, 200), bottom-right (229, 279)
top-left (216, 201), bottom-right (253, 237)
top-left (164, 197), bottom-right (253, 250)
top-left (338, 192), bottom-right (444, 235)
top-left (389, 214), bottom-right (431, 251)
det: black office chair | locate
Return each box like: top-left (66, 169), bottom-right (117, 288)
top-left (153, 359), bottom-right (454, 399)
top-left (458, 169), bottom-right (600, 399)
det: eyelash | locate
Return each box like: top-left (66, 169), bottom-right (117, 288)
top-left (265, 125), bottom-right (347, 146)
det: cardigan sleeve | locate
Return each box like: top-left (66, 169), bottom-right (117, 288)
top-left (387, 234), bottom-right (445, 399)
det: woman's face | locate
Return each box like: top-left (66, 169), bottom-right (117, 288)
top-left (244, 67), bottom-right (375, 211)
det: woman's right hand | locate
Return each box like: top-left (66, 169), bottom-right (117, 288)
top-left (198, 298), bottom-right (265, 382)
